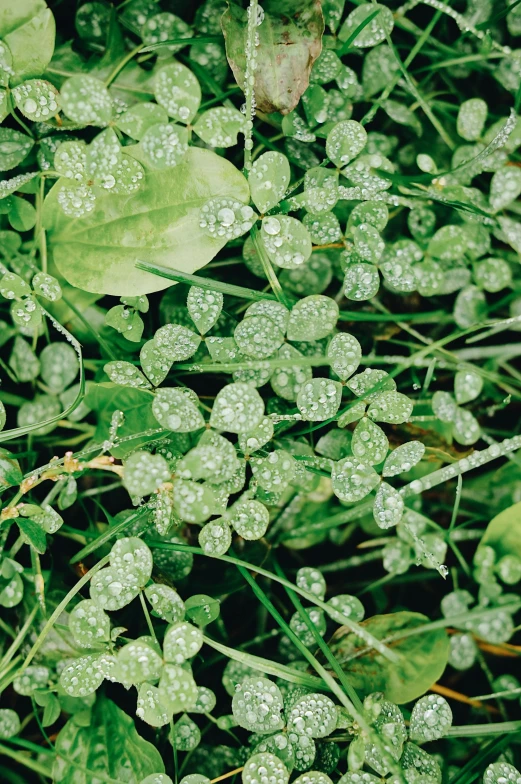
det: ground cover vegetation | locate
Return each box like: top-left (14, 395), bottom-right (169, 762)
top-left (0, 0), bottom-right (521, 782)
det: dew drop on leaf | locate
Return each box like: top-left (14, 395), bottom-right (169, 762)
top-left (232, 677), bottom-right (285, 734)
top-left (154, 62), bottom-right (201, 124)
top-left (326, 120), bottom-right (367, 167)
top-left (409, 694), bottom-right (453, 743)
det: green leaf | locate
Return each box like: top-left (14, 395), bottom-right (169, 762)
top-left (249, 152), bottom-right (291, 213)
top-left (53, 694), bottom-right (165, 783)
top-left (0, 709), bottom-right (21, 739)
top-left (187, 286), bottom-right (223, 334)
top-left (482, 501), bottom-right (521, 561)
top-left (0, 0), bottom-right (55, 84)
top-left (193, 107), bottom-right (247, 148)
top-left (287, 295), bottom-right (339, 341)
top-left (44, 148), bottom-right (250, 296)
top-left (329, 611), bottom-right (450, 703)
top-left (17, 517), bottom-right (47, 553)
top-left (152, 388), bottom-right (205, 433)
top-left (84, 383), bottom-right (158, 459)
top-left (339, 3), bottom-right (394, 47)
top-left (261, 216), bottom-right (312, 270)
top-left (124, 451), bottom-right (171, 497)
top-left (12, 78), bottom-right (59, 120)
top-left (61, 74), bottom-right (112, 125)
top-left (222, 1), bottom-right (324, 115)
top-left (40, 341), bottom-right (79, 393)
top-left (409, 694), bottom-right (452, 742)
top-left (0, 128), bottom-right (33, 172)
top-left (154, 62), bottom-right (201, 124)
top-left (232, 676), bottom-right (284, 733)
top-left (326, 120), bottom-right (367, 166)
top-left (210, 382), bottom-right (265, 434)
top-left (117, 102), bottom-right (169, 140)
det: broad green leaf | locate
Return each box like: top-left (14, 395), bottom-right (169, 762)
top-left (222, 1), bottom-right (324, 115)
top-left (43, 148), bottom-right (250, 296)
top-left (0, 0), bottom-right (55, 84)
top-left (329, 611), bottom-right (450, 703)
top-left (0, 40), bottom-right (12, 88)
top-left (53, 694), bottom-right (165, 783)
top-left (249, 152), bottom-right (291, 213)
